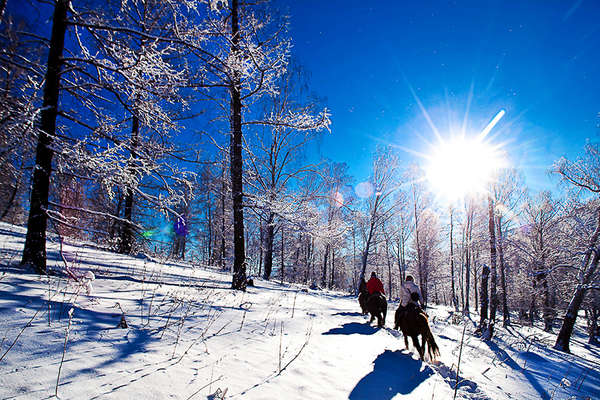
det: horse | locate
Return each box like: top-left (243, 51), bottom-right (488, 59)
top-left (366, 292), bottom-right (387, 327)
top-left (394, 302), bottom-right (440, 361)
top-left (358, 279), bottom-right (369, 315)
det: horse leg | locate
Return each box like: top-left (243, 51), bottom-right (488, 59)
top-left (377, 313), bottom-right (383, 327)
top-left (420, 334), bottom-right (427, 361)
top-left (411, 335), bottom-right (424, 360)
top-left (404, 334), bottom-right (409, 350)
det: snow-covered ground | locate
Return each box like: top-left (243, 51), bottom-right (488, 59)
top-left (1, 222), bottom-right (598, 399)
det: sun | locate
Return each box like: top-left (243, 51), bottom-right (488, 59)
top-left (425, 135), bottom-right (507, 201)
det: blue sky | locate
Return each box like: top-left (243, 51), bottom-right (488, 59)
top-left (277, 0), bottom-right (600, 191)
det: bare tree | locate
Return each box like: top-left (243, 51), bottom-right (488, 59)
top-left (484, 194), bottom-right (498, 339)
top-left (20, 0), bottom-right (71, 273)
top-left (245, 65), bottom-right (329, 280)
top-left (356, 147), bottom-right (400, 292)
top-left (553, 144), bottom-right (600, 351)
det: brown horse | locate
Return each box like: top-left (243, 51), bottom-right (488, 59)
top-left (394, 303), bottom-right (440, 361)
top-left (367, 292), bottom-right (387, 328)
top-left (358, 279), bottom-right (369, 315)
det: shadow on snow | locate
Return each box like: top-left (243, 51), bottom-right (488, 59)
top-left (349, 349), bottom-right (434, 400)
top-left (322, 322), bottom-right (379, 336)
top-left (332, 311), bottom-right (364, 317)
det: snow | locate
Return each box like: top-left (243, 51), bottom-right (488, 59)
top-left (0, 222), bottom-right (598, 399)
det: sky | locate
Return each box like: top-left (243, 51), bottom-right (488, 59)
top-left (276, 0), bottom-right (600, 192)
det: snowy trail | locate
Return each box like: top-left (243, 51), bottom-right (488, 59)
top-left (1, 222), bottom-right (599, 399)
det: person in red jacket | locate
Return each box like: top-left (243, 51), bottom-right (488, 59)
top-left (366, 271), bottom-right (385, 295)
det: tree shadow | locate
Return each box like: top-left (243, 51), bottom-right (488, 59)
top-left (349, 349), bottom-right (434, 400)
top-left (484, 340), bottom-right (550, 400)
top-left (323, 322), bottom-right (378, 335)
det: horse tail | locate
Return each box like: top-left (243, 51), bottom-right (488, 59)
top-left (423, 316), bottom-right (440, 360)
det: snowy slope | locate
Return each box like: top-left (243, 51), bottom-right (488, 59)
top-left (0, 222), bottom-right (598, 399)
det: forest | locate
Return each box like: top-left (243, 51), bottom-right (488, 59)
top-left (1, 0), bottom-right (599, 373)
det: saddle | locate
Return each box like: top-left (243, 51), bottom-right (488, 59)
top-left (397, 302), bottom-right (423, 319)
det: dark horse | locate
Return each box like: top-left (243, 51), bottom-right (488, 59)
top-left (394, 303), bottom-right (440, 361)
top-left (367, 292), bottom-right (387, 327)
top-left (358, 279), bottom-right (369, 315)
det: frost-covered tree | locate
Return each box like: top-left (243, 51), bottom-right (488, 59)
top-left (493, 169), bottom-right (526, 326)
top-left (356, 147), bottom-right (401, 293)
top-left (245, 65), bottom-right (330, 280)
top-left (188, 1), bottom-right (330, 289)
top-left (13, 0), bottom-right (200, 272)
top-left (19, 0), bottom-right (71, 273)
top-left (553, 143), bottom-right (600, 351)
top-left (67, 0), bottom-right (197, 255)
top-left (0, 15), bottom-right (39, 223)
top-left (408, 165), bottom-right (435, 303)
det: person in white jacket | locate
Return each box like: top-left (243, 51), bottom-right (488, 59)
top-left (399, 275), bottom-right (423, 309)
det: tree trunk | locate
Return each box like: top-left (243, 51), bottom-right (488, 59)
top-left (220, 161), bottom-right (226, 270)
top-left (537, 226), bottom-right (553, 332)
top-left (386, 236), bottom-right (392, 297)
top-left (496, 215), bottom-right (510, 326)
top-left (21, 0), bottom-right (70, 274)
top-left (229, 0), bottom-right (247, 290)
top-left (464, 212), bottom-right (472, 316)
top-left (321, 243), bottom-right (329, 288)
top-left (109, 189), bottom-right (122, 241)
top-left (479, 264), bottom-right (490, 331)
top-left (0, 174), bottom-right (18, 220)
top-left (554, 285), bottom-right (588, 352)
top-left (263, 214), bottom-right (274, 279)
top-left (293, 235), bottom-right (301, 284)
top-left (119, 115), bottom-right (139, 255)
top-left (304, 237), bottom-right (312, 285)
top-left (473, 260), bottom-right (478, 312)
top-left (280, 227), bottom-right (284, 284)
top-left (450, 208), bottom-right (458, 311)
top-left (358, 220), bottom-right (375, 293)
top-left (555, 208), bottom-right (600, 352)
top-left (529, 275), bottom-right (537, 326)
top-left (541, 272), bottom-right (552, 332)
top-left (585, 308), bottom-right (599, 345)
top-left (258, 221), bottom-right (263, 277)
top-left (330, 246), bottom-right (335, 289)
top-left (206, 188), bottom-right (212, 264)
top-left (487, 196), bottom-right (498, 338)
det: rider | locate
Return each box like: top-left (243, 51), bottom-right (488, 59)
top-left (366, 271), bottom-right (385, 296)
top-left (399, 275), bottom-right (423, 311)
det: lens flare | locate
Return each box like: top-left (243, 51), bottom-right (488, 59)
top-left (355, 182), bottom-right (374, 198)
top-left (332, 191), bottom-right (344, 207)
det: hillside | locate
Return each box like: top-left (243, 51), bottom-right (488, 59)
top-left (0, 222), bottom-right (598, 400)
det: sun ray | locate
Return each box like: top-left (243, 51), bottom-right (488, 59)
top-left (404, 75), bottom-right (443, 142)
top-left (461, 81), bottom-right (475, 135)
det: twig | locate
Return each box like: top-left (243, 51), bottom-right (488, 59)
top-left (277, 322), bottom-right (312, 376)
top-left (291, 292), bottom-right (297, 318)
top-left (172, 299), bottom-right (192, 359)
top-left (239, 302), bottom-right (251, 331)
top-left (55, 308), bottom-right (74, 398)
top-left (185, 376), bottom-right (223, 400)
top-left (278, 321), bottom-right (284, 373)
top-left (175, 318), bottom-right (230, 365)
top-left (0, 282), bottom-right (75, 363)
top-left (0, 306), bottom-right (43, 362)
top-left (453, 321), bottom-right (467, 400)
